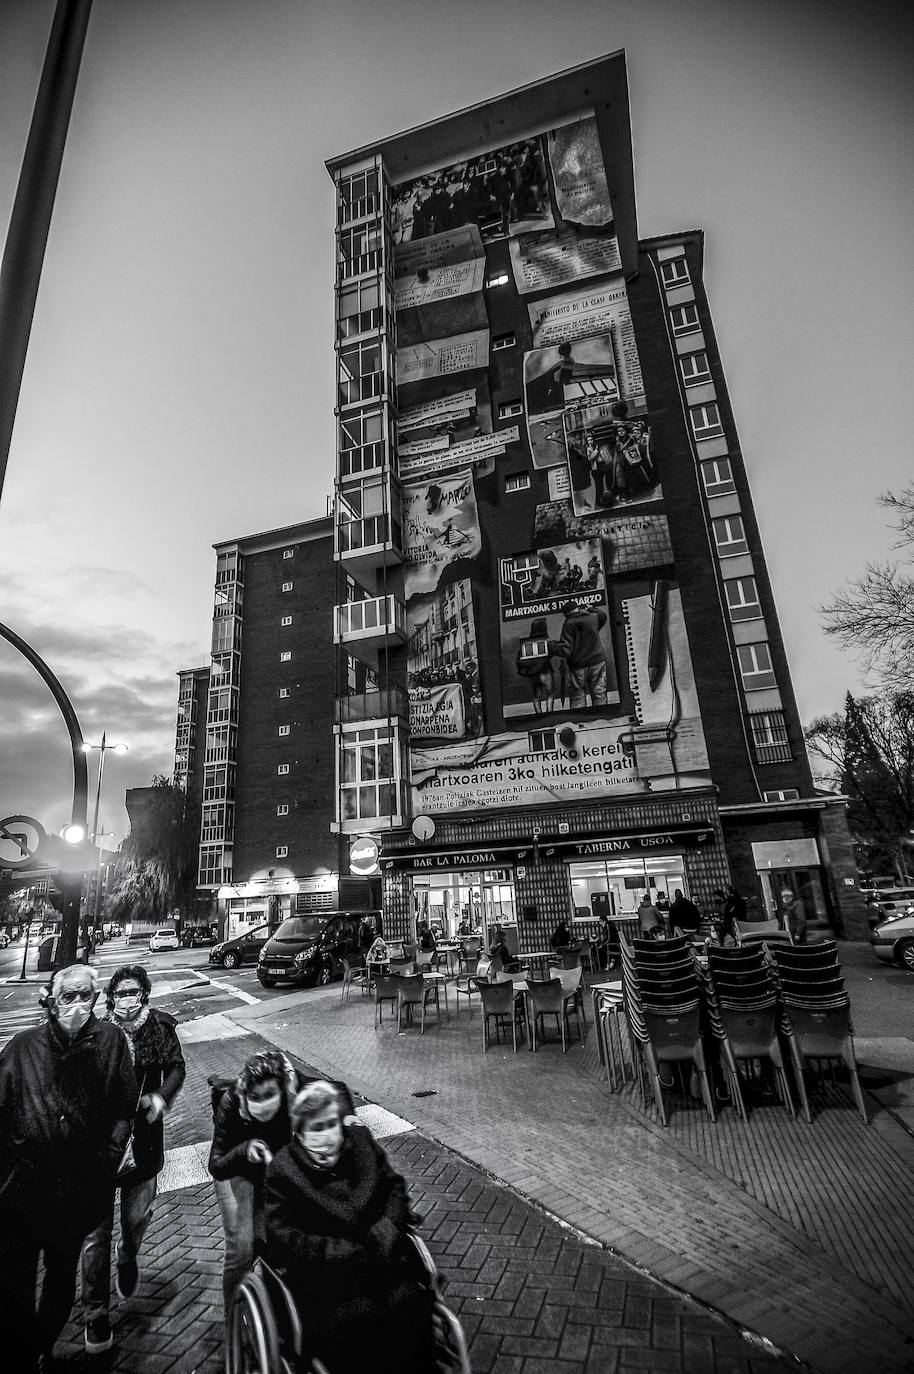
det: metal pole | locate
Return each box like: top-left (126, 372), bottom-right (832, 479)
top-left (0, 0), bottom-right (95, 506)
top-left (19, 910), bottom-right (35, 981)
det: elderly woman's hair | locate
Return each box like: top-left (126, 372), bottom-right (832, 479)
top-left (48, 964), bottom-right (99, 999)
top-left (291, 1080), bottom-right (341, 1133)
top-left (106, 964), bottom-right (151, 1009)
top-left (235, 1049), bottom-right (298, 1122)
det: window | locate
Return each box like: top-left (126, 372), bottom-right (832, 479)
top-left (660, 257), bottom-right (690, 288)
top-left (486, 271), bottom-right (509, 288)
top-left (529, 728), bottom-right (557, 753)
top-left (338, 338), bottom-right (384, 406)
top-left (737, 642), bottom-right (776, 690)
top-left (764, 789), bottom-right (799, 802)
top-left (680, 351), bottom-right (711, 387)
top-left (338, 276), bottom-right (383, 340)
top-left (275, 846), bottom-right (288, 859)
top-left (281, 615), bottom-right (293, 627)
top-left (505, 473), bottom-right (531, 493)
top-left (277, 763), bottom-right (290, 775)
top-left (283, 548), bottom-right (294, 559)
top-left (498, 401), bottom-right (524, 420)
top-left (279, 687), bottom-right (290, 699)
top-left (280, 650), bottom-right (292, 662)
top-left (276, 804), bottom-right (289, 816)
top-left (690, 403), bottom-right (724, 441)
top-left (339, 725), bottom-right (401, 822)
top-left (338, 222), bottom-right (382, 278)
top-left (338, 168), bottom-right (380, 224)
top-left (712, 515), bottom-right (748, 557)
top-left (282, 581), bottom-right (293, 592)
top-left (670, 303), bottom-right (700, 336)
top-left (492, 332), bottom-right (516, 351)
top-left (701, 457), bottom-right (735, 497)
top-left (724, 575), bottom-right (761, 622)
top-left (339, 409), bottom-right (387, 478)
top-left (278, 724), bottom-right (291, 737)
top-left (749, 710), bottom-right (792, 763)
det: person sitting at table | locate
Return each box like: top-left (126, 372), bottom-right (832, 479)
top-left (549, 918), bottom-right (572, 951)
top-left (366, 934), bottom-right (389, 969)
top-left (488, 925), bottom-right (520, 973)
top-left (417, 922), bottom-right (437, 955)
top-left (669, 888), bottom-right (702, 936)
top-left (637, 893), bottom-right (663, 939)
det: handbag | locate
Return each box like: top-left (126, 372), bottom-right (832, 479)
top-left (117, 1072), bottom-right (146, 1178)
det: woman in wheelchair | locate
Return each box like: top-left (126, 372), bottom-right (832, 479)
top-left (263, 1080), bottom-right (438, 1373)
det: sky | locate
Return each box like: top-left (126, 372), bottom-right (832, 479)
top-left (1, 0), bottom-right (912, 848)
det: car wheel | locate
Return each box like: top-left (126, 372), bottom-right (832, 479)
top-left (897, 939), bottom-right (914, 972)
top-left (318, 965), bottom-right (334, 987)
top-left (223, 952), bottom-right (239, 970)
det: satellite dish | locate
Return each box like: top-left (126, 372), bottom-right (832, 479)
top-left (412, 816), bottom-right (436, 842)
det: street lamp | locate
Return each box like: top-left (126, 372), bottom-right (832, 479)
top-left (82, 733), bottom-right (127, 945)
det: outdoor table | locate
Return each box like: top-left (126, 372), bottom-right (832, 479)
top-left (518, 950), bottom-right (555, 981)
top-left (434, 943), bottom-right (461, 975)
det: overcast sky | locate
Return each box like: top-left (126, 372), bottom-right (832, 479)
top-left (1, 0), bottom-right (912, 847)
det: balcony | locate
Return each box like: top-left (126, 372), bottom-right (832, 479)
top-left (333, 595), bottom-right (407, 653)
top-left (334, 684), bottom-right (408, 727)
top-left (753, 741), bottom-right (793, 765)
top-left (335, 512), bottom-right (403, 576)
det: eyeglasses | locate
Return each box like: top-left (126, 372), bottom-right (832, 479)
top-left (57, 989), bottom-right (97, 1004)
top-left (113, 988), bottom-right (142, 1000)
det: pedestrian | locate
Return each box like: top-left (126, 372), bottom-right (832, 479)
top-left (552, 599), bottom-right (609, 708)
top-left (723, 884), bottom-right (747, 940)
top-left (0, 964), bottom-right (136, 1369)
top-left (637, 893), bottom-right (663, 938)
top-left (782, 889), bottom-right (808, 945)
top-left (80, 965), bottom-right (186, 1352)
top-left (208, 1049), bottom-right (304, 1315)
top-left (669, 888), bottom-right (702, 936)
top-left (357, 916), bottom-right (375, 961)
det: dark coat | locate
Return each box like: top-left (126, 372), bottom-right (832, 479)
top-left (116, 1008), bottom-right (185, 1184)
top-left (208, 1071), bottom-right (307, 1184)
top-left (669, 896), bottom-right (702, 934)
top-left (0, 1014), bottom-right (137, 1238)
top-left (554, 608), bottom-right (608, 668)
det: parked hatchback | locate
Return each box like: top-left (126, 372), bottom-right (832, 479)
top-left (257, 913), bottom-right (362, 988)
top-left (870, 909), bottom-right (914, 971)
top-left (148, 928), bottom-right (180, 953)
top-left (209, 924), bottom-right (272, 970)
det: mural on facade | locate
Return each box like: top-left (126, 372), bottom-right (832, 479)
top-left (563, 405), bottom-right (661, 515)
top-left (499, 537), bottom-right (619, 719)
top-left (531, 505), bottom-right (674, 571)
top-left (402, 469), bottom-right (482, 599)
top-left (522, 334), bottom-right (618, 468)
top-left (407, 578), bottom-right (483, 743)
top-left (390, 136), bottom-right (554, 245)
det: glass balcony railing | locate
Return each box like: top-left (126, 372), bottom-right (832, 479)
top-left (333, 595), bottom-right (407, 644)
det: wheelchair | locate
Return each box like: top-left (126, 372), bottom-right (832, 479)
top-left (227, 1232), bottom-right (471, 1374)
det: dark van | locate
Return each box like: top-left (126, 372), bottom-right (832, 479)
top-left (256, 913), bottom-right (364, 988)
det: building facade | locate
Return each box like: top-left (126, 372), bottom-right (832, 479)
top-left (325, 51), bottom-right (868, 947)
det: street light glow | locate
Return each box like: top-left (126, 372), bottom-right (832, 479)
top-left (62, 823), bottom-right (86, 844)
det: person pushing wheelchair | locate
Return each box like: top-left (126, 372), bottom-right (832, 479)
top-left (264, 1080), bottom-right (437, 1373)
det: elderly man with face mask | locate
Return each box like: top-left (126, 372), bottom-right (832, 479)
top-left (80, 964), bottom-right (185, 1354)
top-left (0, 963), bottom-right (137, 1371)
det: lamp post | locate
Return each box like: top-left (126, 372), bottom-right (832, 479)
top-left (82, 733), bottom-right (127, 953)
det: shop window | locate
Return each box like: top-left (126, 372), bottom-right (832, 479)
top-left (737, 642), bottom-right (776, 691)
top-left (660, 257), bottom-right (690, 288)
top-left (701, 457), bottom-right (735, 497)
top-left (724, 575), bottom-right (761, 622)
top-left (713, 515), bottom-right (748, 557)
top-left (670, 303), bottom-right (700, 336)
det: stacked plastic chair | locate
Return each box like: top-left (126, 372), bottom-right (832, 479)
top-left (732, 917), bottom-right (793, 948)
top-left (770, 942), bottom-right (867, 1124)
top-left (704, 945), bottom-right (795, 1120)
top-left (619, 934), bottom-right (715, 1126)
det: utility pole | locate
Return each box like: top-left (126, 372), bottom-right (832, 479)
top-left (0, 0), bottom-right (94, 505)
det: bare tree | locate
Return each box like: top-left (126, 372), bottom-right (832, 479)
top-left (820, 486), bottom-right (914, 680)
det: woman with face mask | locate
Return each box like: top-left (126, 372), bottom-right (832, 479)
top-left (264, 1082), bottom-right (437, 1374)
top-left (80, 965), bottom-right (186, 1354)
top-left (208, 1049), bottom-right (308, 1317)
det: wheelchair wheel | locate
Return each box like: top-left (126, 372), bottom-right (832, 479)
top-left (227, 1268), bottom-right (282, 1374)
top-left (432, 1296), bottom-right (472, 1374)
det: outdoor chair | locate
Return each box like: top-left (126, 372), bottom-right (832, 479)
top-left (557, 965), bottom-right (587, 1029)
top-left (396, 972), bottom-right (441, 1034)
top-left (639, 999), bottom-right (716, 1127)
top-left (454, 953), bottom-right (481, 1013)
top-left (733, 918), bottom-right (793, 947)
top-left (594, 986), bottom-right (631, 1090)
top-left (477, 979), bottom-right (525, 1052)
top-left (374, 973), bottom-right (401, 1028)
top-left (713, 1001), bottom-right (795, 1120)
top-left (770, 945), bottom-right (866, 1124)
top-left (340, 958), bottom-right (369, 1003)
top-left (526, 978), bottom-right (581, 1052)
top-left (458, 937), bottom-right (482, 971)
top-left (415, 950), bottom-right (435, 971)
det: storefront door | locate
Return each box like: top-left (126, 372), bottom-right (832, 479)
top-left (759, 867), bottom-right (831, 931)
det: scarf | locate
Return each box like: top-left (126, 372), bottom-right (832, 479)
top-left (104, 1004), bottom-right (172, 1072)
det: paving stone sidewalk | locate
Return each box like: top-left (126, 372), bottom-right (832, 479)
top-left (50, 1023), bottom-right (796, 1374)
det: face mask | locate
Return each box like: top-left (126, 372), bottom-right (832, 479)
top-left (247, 1091), bottom-right (282, 1122)
top-left (54, 1000), bottom-right (93, 1036)
top-left (112, 995), bottom-right (143, 1021)
top-left (300, 1122), bottom-right (343, 1166)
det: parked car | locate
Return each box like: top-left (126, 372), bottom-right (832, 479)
top-left (0, 931), bottom-right (10, 949)
top-left (148, 927), bottom-right (180, 953)
top-left (257, 913), bottom-right (362, 988)
top-left (870, 909), bottom-right (914, 971)
top-left (209, 924), bottom-right (272, 970)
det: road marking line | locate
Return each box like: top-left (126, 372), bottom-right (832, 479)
top-left (204, 975), bottom-right (260, 1006)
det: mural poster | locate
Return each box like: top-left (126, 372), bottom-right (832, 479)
top-left (397, 329), bottom-right (490, 386)
top-left (563, 405), bottom-right (661, 514)
top-left (499, 538), bottom-right (620, 719)
top-left (522, 333), bottom-right (618, 469)
top-left (508, 229), bottom-right (622, 294)
top-left (547, 115), bottom-right (614, 228)
top-left (407, 578), bottom-right (483, 742)
top-left (390, 137), bottom-right (554, 245)
top-left (528, 282), bottom-right (645, 404)
top-left (402, 469), bottom-right (481, 599)
top-left (532, 504), bottom-right (675, 574)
